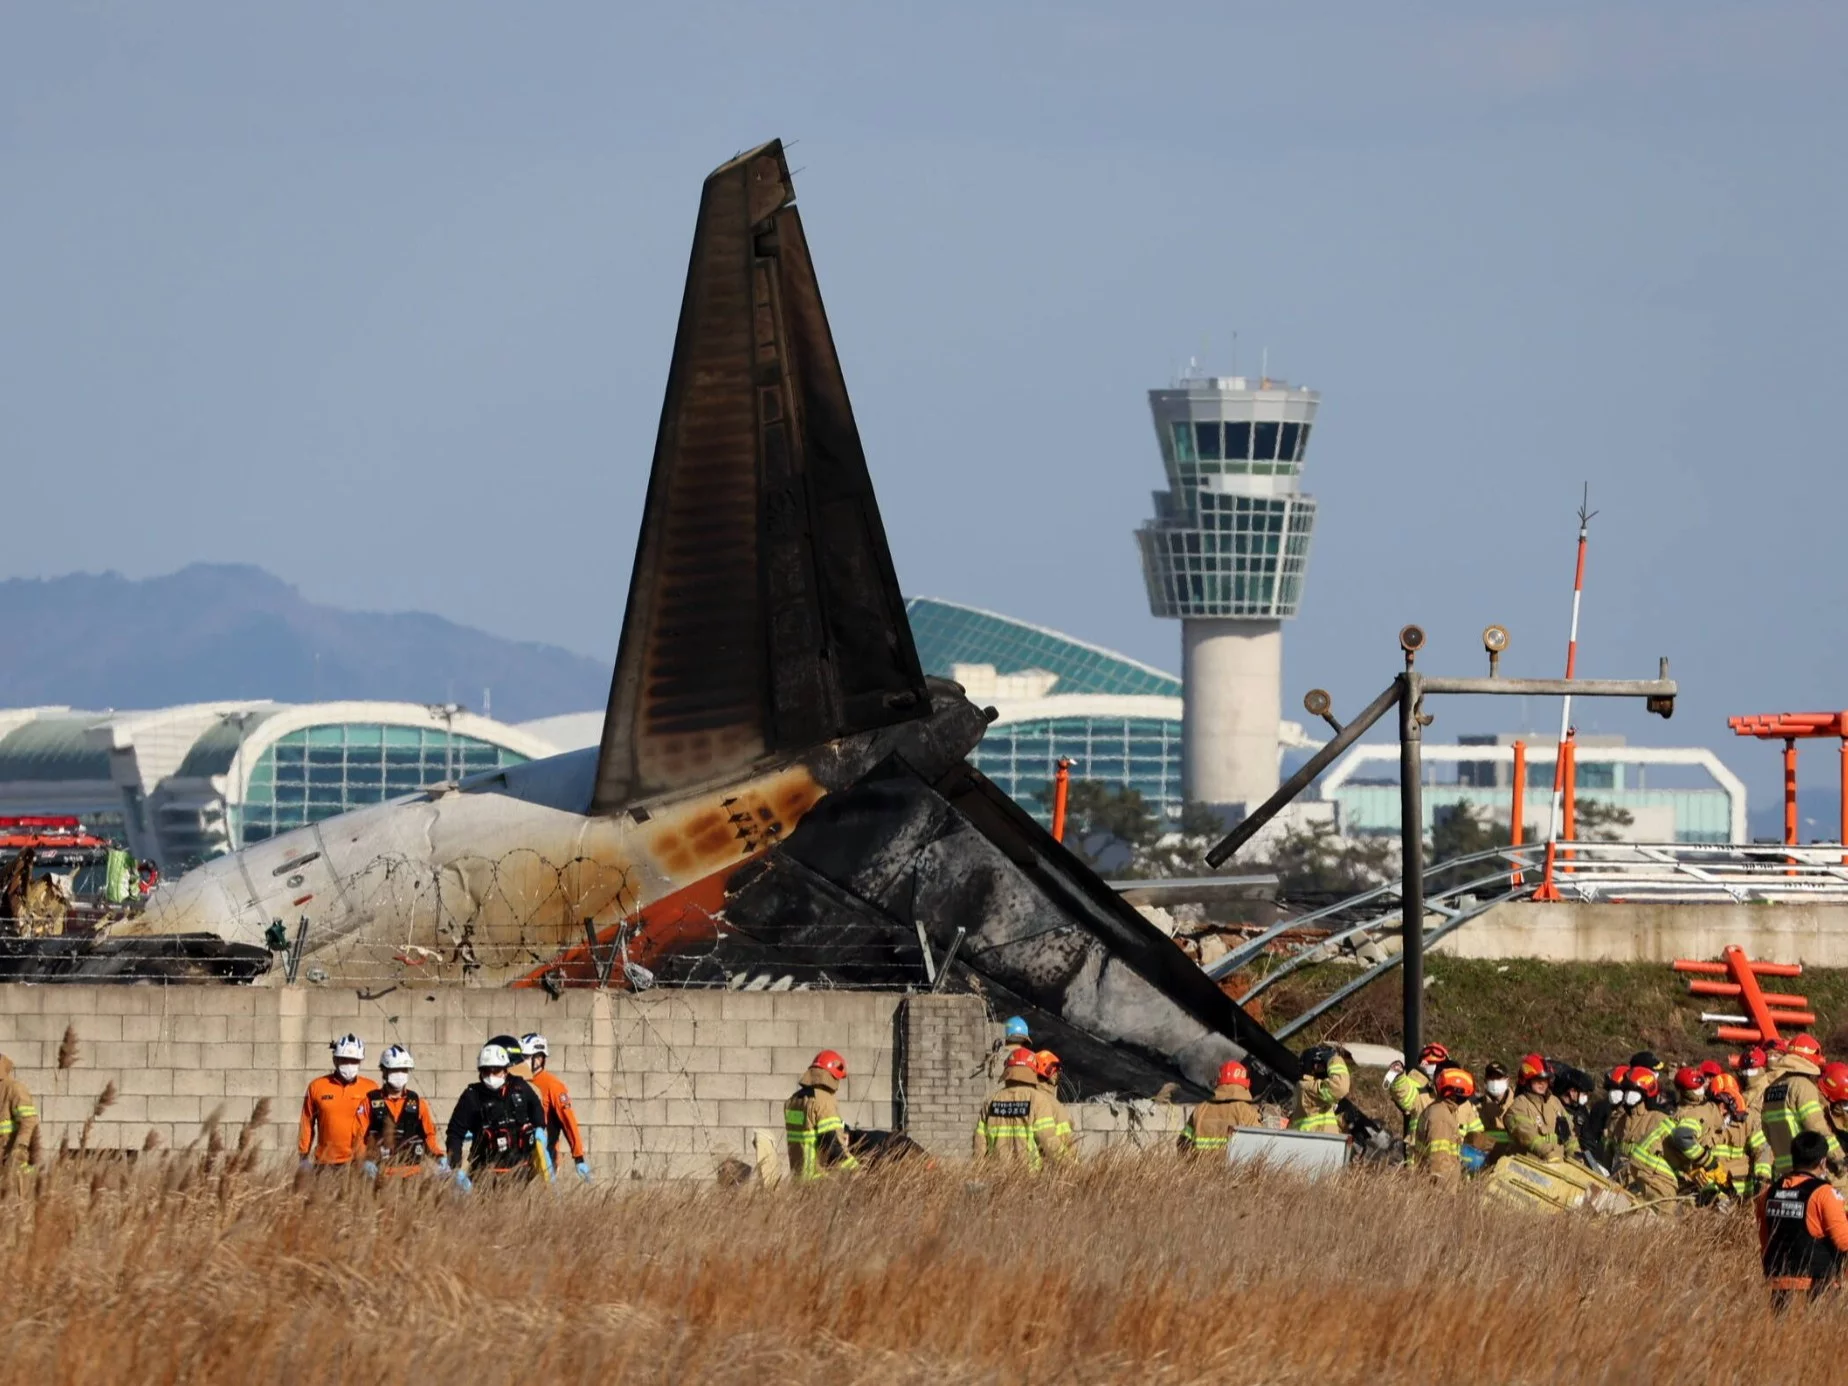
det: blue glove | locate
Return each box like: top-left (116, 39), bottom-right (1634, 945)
top-left (453, 1169), bottom-right (473, 1193)
top-left (436, 1158), bottom-right (451, 1174)
top-left (361, 1161), bottom-right (379, 1180)
top-left (1460, 1144), bottom-right (1487, 1173)
top-left (575, 1160), bottom-right (591, 1183)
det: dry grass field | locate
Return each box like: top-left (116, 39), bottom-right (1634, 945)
top-left (0, 1130), bottom-right (1840, 1385)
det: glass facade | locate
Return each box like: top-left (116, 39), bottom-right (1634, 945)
top-left (905, 597), bottom-right (1180, 696)
top-left (1137, 493), bottom-right (1317, 618)
top-left (971, 715), bottom-right (1184, 823)
top-left (1329, 783), bottom-right (1733, 844)
top-left (233, 724), bottom-right (529, 846)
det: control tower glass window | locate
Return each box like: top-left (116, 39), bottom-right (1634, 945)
top-left (1278, 422), bottom-right (1300, 462)
top-left (1223, 421), bottom-right (1251, 460)
top-left (1194, 421), bottom-right (1221, 461)
top-left (1171, 421), bottom-right (1195, 462)
top-left (1252, 421), bottom-right (1280, 461)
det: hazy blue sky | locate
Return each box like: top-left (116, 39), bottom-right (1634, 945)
top-left (5, 3), bottom-right (1844, 808)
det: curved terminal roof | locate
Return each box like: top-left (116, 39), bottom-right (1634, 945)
top-left (0, 713), bottom-right (113, 782)
top-left (904, 597), bottom-right (1180, 697)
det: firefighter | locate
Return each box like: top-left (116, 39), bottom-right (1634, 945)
top-left (974, 1046), bottom-right (1066, 1170)
top-left (298, 1034), bottom-right (378, 1170)
top-left (445, 1042), bottom-right (550, 1189)
top-left (362, 1045), bottom-right (442, 1179)
top-left (0, 1052), bottom-right (38, 1173)
top-left (1665, 1065), bottom-right (1727, 1199)
top-left (1764, 1034), bottom-right (1844, 1177)
top-left (1477, 1062), bottom-right (1514, 1161)
top-left (1818, 1062), bottom-right (1848, 1166)
top-left (521, 1033), bottom-right (590, 1183)
top-left (1757, 1130), bottom-right (1848, 1311)
top-left (1414, 1067), bottom-right (1480, 1189)
top-left (1614, 1067), bottom-right (1678, 1204)
top-left (989, 1017), bottom-right (1033, 1082)
top-left (785, 1049), bottom-right (859, 1181)
top-left (1386, 1042), bottom-right (1448, 1141)
top-left (1033, 1050), bottom-right (1075, 1154)
top-left (1710, 1071), bottom-right (1772, 1197)
top-left (1292, 1044), bottom-right (1350, 1134)
top-left (1505, 1053), bottom-right (1578, 1163)
top-left (1738, 1046), bottom-right (1771, 1115)
top-left (1586, 1065), bottom-right (1629, 1171)
top-left (1179, 1061), bottom-right (1263, 1156)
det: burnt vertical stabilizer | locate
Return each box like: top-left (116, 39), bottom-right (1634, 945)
top-left (593, 141), bottom-right (928, 813)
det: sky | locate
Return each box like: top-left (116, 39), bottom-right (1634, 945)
top-left (4, 2), bottom-right (1845, 810)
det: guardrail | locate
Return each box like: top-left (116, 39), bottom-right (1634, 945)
top-left (1210, 840), bottom-right (1848, 1042)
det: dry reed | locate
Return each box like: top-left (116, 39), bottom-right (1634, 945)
top-left (0, 1154), bottom-right (1836, 1384)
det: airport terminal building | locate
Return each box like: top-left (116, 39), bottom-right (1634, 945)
top-left (0, 703), bottom-right (551, 872)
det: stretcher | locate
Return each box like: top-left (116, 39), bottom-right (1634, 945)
top-left (1478, 1152), bottom-right (1632, 1214)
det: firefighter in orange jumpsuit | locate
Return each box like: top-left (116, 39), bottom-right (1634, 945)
top-left (298, 1033), bottom-right (378, 1170)
top-left (522, 1032), bottom-right (590, 1182)
top-left (361, 1045), bottom-right (442, 1179)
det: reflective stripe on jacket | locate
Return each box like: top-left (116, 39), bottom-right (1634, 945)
top-left (1292, 1057), bottom-right (1350, 1133)
top-left (785, 1067), bottom-right (858, 1181)
top-left (974, 1067), bottom-right (1067, 1171)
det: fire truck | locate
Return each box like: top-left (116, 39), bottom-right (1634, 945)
top-left (0, 816), bottom-right (137, 939)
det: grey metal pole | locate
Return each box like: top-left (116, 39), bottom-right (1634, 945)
top-left (1398, 673), bottom-right (1425, 1061)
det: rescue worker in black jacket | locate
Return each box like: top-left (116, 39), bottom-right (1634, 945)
top-left (445, 1041), bottom-right (550, 1189)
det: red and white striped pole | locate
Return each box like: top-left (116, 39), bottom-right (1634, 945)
top-left (1534, 489), bottom-right (1595, 902)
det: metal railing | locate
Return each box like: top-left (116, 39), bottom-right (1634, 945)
top-left (1216, 840), bottom-right (1848, 1042)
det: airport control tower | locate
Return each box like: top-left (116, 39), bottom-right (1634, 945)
top-left (1135, 372), bottom-right (1320, 817)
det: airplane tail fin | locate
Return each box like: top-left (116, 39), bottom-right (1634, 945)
top-left (592, 140), bottom-right (929, 814)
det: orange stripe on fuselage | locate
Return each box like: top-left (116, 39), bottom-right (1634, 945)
top-left (512, 860), bottom-right (739, 989)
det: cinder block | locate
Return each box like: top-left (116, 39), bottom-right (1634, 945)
top-left (172, 1069), bottom-right (226, 1098)
top-left (690, 1071), bottom-right (748, 1101)
top-left (89, 1041), bottom-right (148, 1070)
top-left (148, 1043), bottom-right (204, 1069)
top-left (119, 1016), bottom-right (168, 1043)
top-left (719, 1099), bottom-right (777, 1130)
top-left (661, 1098), bottom-right (722, 1128)
top-left (717, 1047), bottom-right (773, 1075)
top-left (118, 1068), bottom-right (173, 1096)
top-left (185, 1015), bottom-right (230, 1043)
top-left (771, 1048), bottom-right (816, 1078)
top-left (745, 1073), bottom-right (793, 1102)
top-left (147, 1095), bottom-right (202, 1123)
top-left (640, 1127), bottom-right (695, 1153)
top-left (719, 992), bottom-right (775, 1020)
top-left (612, 1098), bottom-right (667, 1129)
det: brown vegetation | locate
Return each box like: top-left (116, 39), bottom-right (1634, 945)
top-left (0, 1146), bottom-right (1837, 1384)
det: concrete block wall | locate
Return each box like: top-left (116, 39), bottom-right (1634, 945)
top-left (0, 985), bottom-right (911, 1181)
top-left (896, 994), bottom-right (994, 1158)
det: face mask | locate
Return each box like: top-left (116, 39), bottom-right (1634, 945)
top-left (1742, 1067), bottom-right (1761, 1079)
top-left (1486, 1079), bottom-right (1509, 1098)
top-left (482, 1072), bottom-right (506, 1090)
top-left (386, 1071), bottom-right (410, 1091)
top-left (334, 1062), bottom-right (360, 1082)
top-left (1624, 1090), bottom-right (1642, 1106)
top-left (1419, 1062), bottom-right (1437, 1078)
top-left (1575, 1093), bottom-right (1589, 1107)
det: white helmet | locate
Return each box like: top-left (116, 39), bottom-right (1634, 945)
top-left (331, 1034), bottom-right (364, 1061)
top-left (380, 1045), bottom-right (414, 1071)
top-left (477, 1043), bottom-right (511, 1070)
top-left (521, 1033), bottom-right (548, 1059)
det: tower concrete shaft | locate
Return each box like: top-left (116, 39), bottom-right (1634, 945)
top-left (1135, 371), bottom-right (1320, 815)
top-left (1182, 618), bottom-right (1282, 808)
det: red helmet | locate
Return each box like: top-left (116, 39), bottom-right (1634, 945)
top-left (1792, 1034), bottom-right (1824, 1061)
top-left (1033, 1049), bottom-right (1062, 1080)
top-left (1741, 1046), bottom-right (1768, 1070)
top-left (1768, 1037), bottom-right (1791, 1054)
top-left (1674, 1065), bottom-right (1705, 1095)
top-left (1606, 1064), bottom-right (1630, 1088)
top-left (1435, 1067), bottom-right (1476, 1101)
top-left (1217, 1060), bottom-right (1251, 1090)
top-left (1518, 1052), bottom-right (1548, 1082)
top-left (812, 1050), bottom-right (847, 1081)
top-left (1820, 1063), bottom-right (1848, 1105)
top-left (1418, 1043), bottom-right (1450, 1067)
top-left (1698, 1059), bottom-right (1723, 1079)
top-left (1005, 1046), bottom-right (1039, 1072)
top-left (1630, 1068), bottom-right (1659, 1097)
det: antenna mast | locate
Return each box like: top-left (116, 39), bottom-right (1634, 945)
top-left (1534, 484), bottom-right (1598, 902)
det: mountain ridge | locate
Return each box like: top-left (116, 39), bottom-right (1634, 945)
top-left (0, 563), bottom-right (610, 723)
